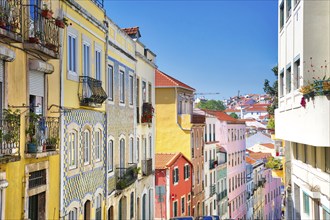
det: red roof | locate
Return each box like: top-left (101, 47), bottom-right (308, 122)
top-left (246, 156), bottom-right (257, 164)
top-left (155, 69), bottom-right (195, 91)
top-left (122, 26), bottom-right (140, 36)
top-left (224, 109), bottom-right (240, 113)
top-left (248, 152), bottom-right (272, 160)
top-left (203, 110), bottom-right (244, 124)
top-left (155, 152), bottom-right (192, 169)
top-left (245, 105), bottom-right (268, 112)
top-left (260, 143), bottom-right (275, 149)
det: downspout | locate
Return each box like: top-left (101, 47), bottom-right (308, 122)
top-left (175, 87), bottom-right (191, 132)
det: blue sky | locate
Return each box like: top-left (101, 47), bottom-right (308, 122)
top-left (105, 1), bottom-right (278, 100)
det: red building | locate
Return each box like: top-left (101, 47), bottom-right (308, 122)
top-left (155, 152), bottom-right (193, 219)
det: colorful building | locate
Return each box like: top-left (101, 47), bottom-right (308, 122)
top-left (155, 152), bottom-right (193, 219)
top-left (276, 0), bottom-right (330, 219)
top-left (59, 0), bottom-right (107, 218)
top-left (215, 146), bottom-right (228, 219)
top-left (0, 0), bottom-right (61, 218)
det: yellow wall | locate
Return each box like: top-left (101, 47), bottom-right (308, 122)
top-left (155, 88), bottom-right (192, 159)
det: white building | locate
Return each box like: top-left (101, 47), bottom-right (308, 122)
top-left (276, 0), bottom-right (330, 219)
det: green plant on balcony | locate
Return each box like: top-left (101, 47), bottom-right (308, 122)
top-left (45, 137), bottom-right (58, 151)
top-left (0, 109), bottom-right (20, 145)
top-left (55, 17), bottom-right (69, 29)
top-left (41, 4), bottom-right (53, 19)
top-left (25, 112), bottom-right (41, 153)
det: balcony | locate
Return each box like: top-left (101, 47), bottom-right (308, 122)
top-left (141, 103), bottom-right (154, 124)
top-left (142, 158), bottom-right (153, 176)
top-left (22, 5), bottom-right (60, 59)
top-left (0, 0), bottom-right (23, 43)
top-left (209, 184), bottom-right (216, 196)
top-left (0, 110), bottom-right (21, 163)
top-left (116, 164), bottom-right (138, 190)
top-left (258, 177), bottom-right (266, 187)
top-left (209, 159), bottom-right (217, 170)
top-left (78, 76), bottom-right (107, 108)
top-left (276, 95), bottom-right (330, 146)
top-left (191, 114), bottom-right (205, 124)
top-left (217, 190), bottom-right (227, 201)
top-left (25, 114), bottom-right (59, 158)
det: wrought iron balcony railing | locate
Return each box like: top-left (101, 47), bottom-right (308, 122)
top-left (191, 114), bottom-right (205, 124)
top-left (22, 4), bottom-right (59, 58)
top-left (25, 115), bottom-right (59, 154)
top-left (115, 164), bottom-right (138, 190)
top-left (209, 184), bottom-right (216, 196)
top-left (141, 103), bottom-right (153, 124)
top-left (0, 110), bottom-right (20, 159)
top-left (0, 0), bottom-right (22, 42)
top-left (217, 190), bottom-right (227, 201)
top-left (142, 158), bottom-right (152, 176)
top-left (78, 76), bottom-right (107, 108)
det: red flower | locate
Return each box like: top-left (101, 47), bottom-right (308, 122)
top-left (300, 97), bottom-right (306, 108)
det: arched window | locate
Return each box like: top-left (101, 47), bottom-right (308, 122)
top-left (95, 194), bottom-right (102, 220)
top-left (108, 140), bottom-right (113, 172)
top-left (130, 192), bottom-right (134, 219)
top-left (69, 130), bottom-right (78, 169)
top-left (69, 207), bottom-right (78, 220)
top-left (119, 138), bottom-right (125, 176)
top-left (136, 137), bottom-right (140, 163)
top-left (129, 137), bottom-right (134, 163)
top-left (95, 129), bottom-right (102, 161)
top-left (83, 129), bottom-right (91, 165)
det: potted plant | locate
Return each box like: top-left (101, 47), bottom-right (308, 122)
top-left (55, 17), bottom-right (68, 29)
top-left (29, 31), bottom-right (42, 44)
top-left (45, 137), bottom-right (57, 151)
top-left (41, 4), bottom-right (53, 19)
top-left (299, 84), bottom-right (314, 101)
top-left (26, 112), bottom-right (41, 153)
top-left (0, 109), bottom-right (20, 153)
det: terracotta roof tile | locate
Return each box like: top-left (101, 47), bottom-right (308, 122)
top-left (155, 152), bottom-right (180, 169)
top-left (203, 110), bottom-right (244, 124)
top-left (155, 69), bottom-right (195, 91)
top-left (260, 143), bottom-right (275, 149)
top-left (246, 156), bottom-right (256, 165)
top-left (248, 152), bottom-right (272, 160)
top-left (122, 26), bottom-right (140, 36)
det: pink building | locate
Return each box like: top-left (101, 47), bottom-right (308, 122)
top-left (203, 110), bottom-right (247, 219)
top-left (262, 169), bottom-right (282, 220)
top-left (155, 153), bottom-right (193, 219)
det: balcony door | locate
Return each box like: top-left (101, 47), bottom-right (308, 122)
top-left (120, 138), bottom-right (125, 177)
top-left (29, 0), bottom-right (42, 37)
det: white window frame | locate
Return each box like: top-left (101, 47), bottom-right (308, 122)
top-left (95, 43), bottom-right (102, 81)
top-left (68, 207), bottom-right (78, 220)
top-left (173, 167), bottom-right (179, 185)
top-left (83, 129), bottom-right (91, 165)
top-left (136, 137), bottom-right (140, 163)
top-left (108, 139), bottom-right (113, 172)
top-left (181, 196), bottom-right (185, 214)
top-left (119, 70), bottom-right (125, 103)
top-left (82, 38), bottom-right (91, 77)
top-left (142, 80), bottom-right (146, 103)
top-left (129, 136), bottom-right (134, 163)
top-left (107, 64), bottom-right (114, 102)
top-left (69, 130), bottom-right (78, 170)
top-left (129, 74), bottom-right (134, 106)
top-left (67, 28), bottom-right (78, 81)
top-left (95, 129), bottom-right (102, 162)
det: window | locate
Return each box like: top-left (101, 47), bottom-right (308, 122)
top-left (294, 59), bottom-right (300, 89)
top-left (120, 70), bottom-right (125, 103)
top-left (95, 129), bottom-right (101, 161)
top-left (83, 129), bottom-right (91, 165)
top-left (95, 50), bottom-right (101, 80)
top-left (209, 124), bottom-right (211, 141)
top-left (129, 75), bottom-right (133, 105)
top-left (107, 65), bottom-right (113, 101)
top-left (129, 137), bottom-right (134, 163)
top-left (83, 43), bottom-right (90, 76)
top-left (149, 136), bottom-right (152, 159)
top-left (69, 131), bottom-right (78, 169)
top-left (29, 170), bottom-right (46, 188)
top-left (286, 66), bottom-right (292, 94)
top-left (173, 201), bottom-right (178, 217)
top-left (108, 140), bottom-right (113, 172)
top-left (130, 192), bottom-right (134, 219)
top-left (181, 197), bottom-right (185, 214)
top-left (213, 124), bottom-right (215, 141)
top-left (184, 164), bottom-right (190, 179)
top-left (229, 178), bottom-right (231, 192)
top-left (69, 208), bottom-right (78, 220)
top-left (95, 194), bottom-right (101, 220)
top-left (191, 132), bottom-right (194, 158)
top-left (173, 167), bottom-right (179, 184)
top-left (68, 34), bottom-right (77, 73)
top-left (303, 192), bottom-right (310, 215)
top-left (136, 138), bottom-right (140, 163)
top-left (142, 81), bottom-right (146, 103)
top-left (148, 83), bottom-right (152, 103)
top-left (286, 0), bottom-right (292, 18)
top-left (280, 71), bottom-right (284, 97)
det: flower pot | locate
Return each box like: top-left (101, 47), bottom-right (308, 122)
top-left (27, 143), bottom-right (37, 153)
top-left (41, 10), bottom-right (53, 19)
top-left (55, 19), bottom-right (65, 29)
top-left (46, 144), bottom-right (56, 151)
top-left (37, 145), bottom-right (43, 153)
top-left (29, 37), bottom-right (40, 44)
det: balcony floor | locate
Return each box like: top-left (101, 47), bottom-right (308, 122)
top-left (23, 43), bottom-right (59, 59)
top-left (0, 28), bottom-right (22, 43)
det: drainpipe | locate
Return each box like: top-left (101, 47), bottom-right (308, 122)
top-left (104, 17), bottom-right (109, 213)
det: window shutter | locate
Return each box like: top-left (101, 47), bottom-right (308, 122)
top-left (0, 60), bottom-right (3, 82)
top-left (29, 71), bottom-right (44, 97)
top-left (172, 170), bottom-right (175, 184)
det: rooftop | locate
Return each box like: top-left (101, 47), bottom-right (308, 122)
top-left (155, 69), bottom-right (195, 91)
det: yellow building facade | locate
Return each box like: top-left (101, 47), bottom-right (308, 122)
top-left (155, 69), bottom-right (195, 159)
top-left (0, 0), bottom-right (62, 218)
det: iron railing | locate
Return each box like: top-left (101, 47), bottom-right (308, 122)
top-left (22, 4), bottom-right (59, 52)
top-left (116, 164), bottom-right (138, 190)
top-left (142, 158), bottom-right (152, 176)
top-left (0, 0), bottom-right (22, 36)
top-left (209, 184), bottom-right (216, 196)
top-left (217, 190), bottom-right (227, 201)
top-left (78, 76), bottom-right (107, 107)
top-left (0, 111), bottom-right (20, 157)
top-left (25, 115), bottom-right (59, 153)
